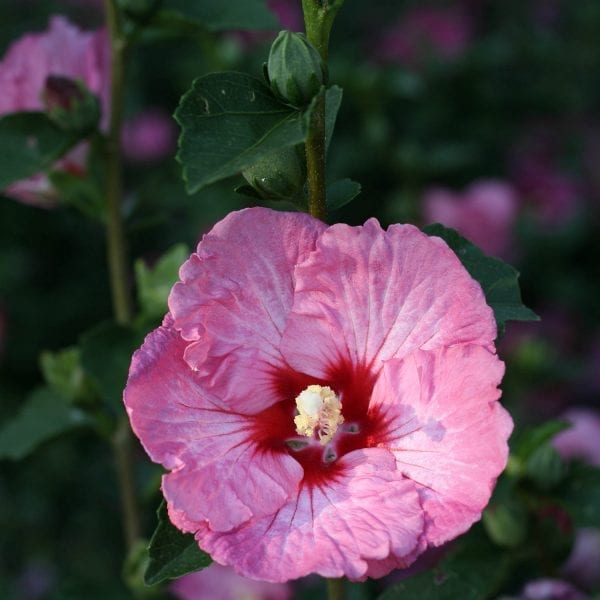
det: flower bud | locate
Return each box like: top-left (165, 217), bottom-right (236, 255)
top-left (242, 146), bottom-right (306, 201)
top-left (267, 31), bottom-right (325, 108)
top-left (42, 75), bottom-right (100, 134)
top-left (483, 501), bottom-right (528, 548)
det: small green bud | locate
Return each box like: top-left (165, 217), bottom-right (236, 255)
top-left (483, 501), bottom-right (528, 548)
top-left (242, 146), bottom-right (306, 201)
top-left (267, 31), bottom-right (325, 108)
top-left (42, 76), bottom-right (100, 135)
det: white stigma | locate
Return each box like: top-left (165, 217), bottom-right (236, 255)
top-left (294, 385), bottom-right (344, 445)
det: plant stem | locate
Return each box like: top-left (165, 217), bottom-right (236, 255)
top-left (104, 0), bottom-right (140, 552)
top-left (302, 0), bottom-right (344, 221)
top-left (327, 577), bottom-right (345, 600)
top-left (304, 93), bottom-right (328, 221)
top-left (104, 0), bottom-right (132, 326)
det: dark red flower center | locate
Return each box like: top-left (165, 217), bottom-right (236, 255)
top-left (251, 358), bottom-right (385, 486)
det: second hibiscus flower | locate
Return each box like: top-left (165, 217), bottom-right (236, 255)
top-left (125, 207), bottom-right (512, 582)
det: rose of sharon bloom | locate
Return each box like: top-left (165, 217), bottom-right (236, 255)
top-left (0, 16), bottom-right (109, 206)
top-left (122, 109), bottom-right (177, 164)
top-left (376, 6), bottom-right (472, 67)
top-left (553, 408), bottom-right (600, 467)
top-left (519, 578), bottom-right (587, 600)
top-left (125, 208), bottom-right (512, 582)
top-left (170, 564), bottom-right (291, 600)
top-left (423, 180), bottom-right (518, 258)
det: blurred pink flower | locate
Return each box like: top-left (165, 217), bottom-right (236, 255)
top-left (423, 180), bottom-right (518, 258)
top-left (520, 578), bottom-right (587, 600)
top-left (561, 527), bottom-right (600, 591)
top-left (268, 0), bottom-right (303, 31)
top-left (375, 6), bottom-right (472, 67)
top-left (122, 108), bottom-right (176, 164)
top-left (553, 408), bottom-right (600, 467)
top-left (125, 207), bottom-right (511, 582)
top-left (170, 564), bottom-right (291, 600)
top-left (514, 157), bottom-right (581, 226)
top-left (0, 15), bottom-right (109, 206)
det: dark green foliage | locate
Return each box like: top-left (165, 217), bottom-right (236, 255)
top-left (145, 501), bottom-right (212, 585)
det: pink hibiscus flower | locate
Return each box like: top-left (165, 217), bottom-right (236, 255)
top-left (125, 208), bottom-right (512, 582)
top-left (122, 108), bottom-right (177, 164)
top-left (170, 563), bottom-right (291, 600)
top-left (422, 179), bottom-right (518, 259)
top-left (0, 15), bottom-right (109, 206)
top-left (375, 6), bottom-right (472, 68)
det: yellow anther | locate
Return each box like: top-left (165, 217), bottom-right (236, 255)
top-left (294, 385), bottom-right (343, 445)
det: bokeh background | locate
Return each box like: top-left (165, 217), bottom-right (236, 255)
top-left (0, 0), bottom-right (599, 598)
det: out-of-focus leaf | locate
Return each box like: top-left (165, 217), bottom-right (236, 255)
top-left (0, 112), bottom-right (81, 189)
top-left (379, 530), bottom-right (512, 600)
top-left (526, 444), bottom-right (567, 490)
top-left (423, 224), bottom-right (539, 335)
top-left (483, 500), bottom-right (528, 548)
top-left (39, 346), bottom-right (95, 404)
top-left (164, 0), bottom-right (277, 31)
top-left (326, 178), bottom-right (361, 211)
top-left (0, 388), bottom-right (89, 460)
top-left (49, 170), bottom-right (105, 221)
top-left (80, 322), bottom-right (145, 412)
top-left (135, 244), bottom-right (189, 321)
top-left (175, 73), bottom-right (306, 194)
top-left (513, 420), bottom-right (570, 460)
top-left (145, 501), bottom-right (212, 585)
top-left (555, 465), bottom-right (600, 528)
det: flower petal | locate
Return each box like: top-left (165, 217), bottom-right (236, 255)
top-left (125, 321), bottom-right (303, 532)
top-left (369, 345), bottom-right (512, 546)
top-left (281, 220), bottom-right (496, 379)
top-left (169, 208), bottom-right (326, 412)
top-left (195, 449), bottom-right (424, 582)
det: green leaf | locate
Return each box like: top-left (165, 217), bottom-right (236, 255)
top-left (164, 0), bottom-right (277, 31)
top-left (422, 224), bottom-right (539, 334)
top-left (0, 112), bottom-right (81, 189)
top-left (0, 388), bottom-right (89, 460)
top-left (135, 244), bottom-right (189, 321)
top-left (326, 178), bottom-right (361, 211)
top-left (380, 570), bottom-right (482, 600)
top-left (555, 465), bottom-right (600, 527)
top-left (175, 72), bottom-right (306, 194)
top-left (379, 531), bottom-right (511, 600)
top-left (49, 170), bottom-right (105, 221)
top-left (526, 444), bottom-right (567, 490)
top-left (80, 322), bottom-right (145, 412)
top-left (145, 501), bottom-right (212, 585)
top-left (513, 420), bottom-right (570, 460)
top-left (39, 346), bottom-right (95, 404)
top-left (483, 500), bottom-right (528, 548)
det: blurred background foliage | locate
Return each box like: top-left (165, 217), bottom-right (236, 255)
top-left (0, 0), bottom-right (599, 598)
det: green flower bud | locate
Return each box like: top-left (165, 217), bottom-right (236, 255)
top-left (483, 501), bottom-right (528, 548)
top-left (267, 31), bottom-right (325, 108)
top-left (242, 146), bottom-right (306, 201)
top-left (42, 76), bottom-right (100, 135)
